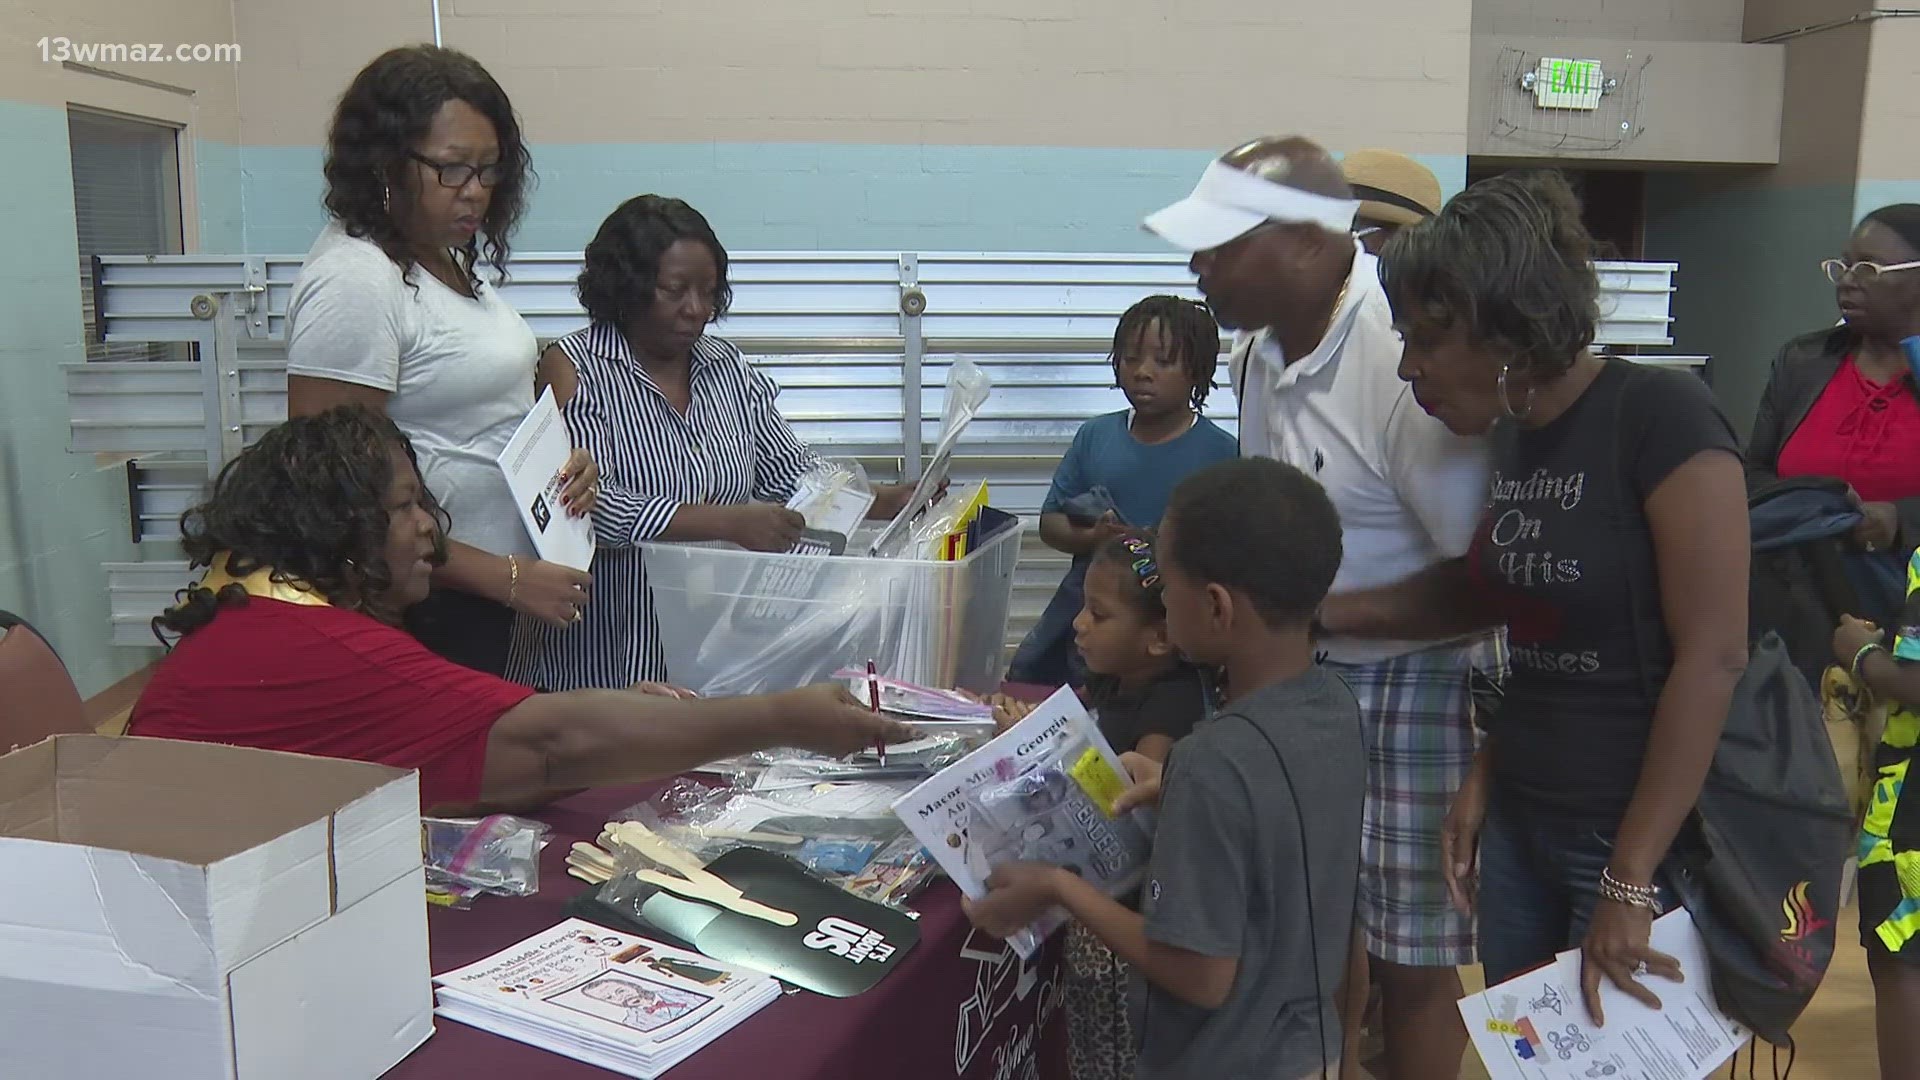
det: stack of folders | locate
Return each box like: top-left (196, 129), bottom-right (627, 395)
top-left (938, 482), bottom-right (992, 561)
top-left (433, 918), bottom-right (781, 1078)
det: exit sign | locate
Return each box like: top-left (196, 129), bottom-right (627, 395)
top-left (1533, 57), bottom-right (1605, 110)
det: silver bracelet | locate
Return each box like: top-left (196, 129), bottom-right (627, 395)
top-left (1599, 867), bottom-right (1659, 910)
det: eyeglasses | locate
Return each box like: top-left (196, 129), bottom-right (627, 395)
top-left (1354, 226), bottom-right (1383, 240)
top-left (409, 152), bottom-right (508, 189)
top-left (1821, 258), bottom-right (1920, 284)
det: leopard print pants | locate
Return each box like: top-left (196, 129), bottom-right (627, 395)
top-left (1063, 921), bottom-right (1136, 1080)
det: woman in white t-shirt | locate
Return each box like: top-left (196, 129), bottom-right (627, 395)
top-left (285, 45), bottom-right (596, 677)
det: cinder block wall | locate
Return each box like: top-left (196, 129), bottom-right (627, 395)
top-left (1472, 0), bottom-right (1746, 40)
top-left (232, 0), bottom-right (1476, 254)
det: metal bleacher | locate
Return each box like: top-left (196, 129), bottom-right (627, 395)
top-left (67, 250), bottom-right (1695, 651)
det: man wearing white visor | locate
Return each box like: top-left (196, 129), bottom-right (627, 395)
top-left (1146, 136), bottom-right (1493, 1080)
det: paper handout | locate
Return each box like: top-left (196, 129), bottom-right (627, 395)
top-left (498, 386), bottom-right (596, 572)
top-left (432, 917), bottom-right (782, 1079)
top-left (890, 684), bottom-right (1152, 957)
top-left (786, 467), bottom-right (876, 546)
top-left (1458, 909), bottom-right (1750, 1080)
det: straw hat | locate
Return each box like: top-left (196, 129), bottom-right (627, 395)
top-left (1341, 149), bottom-right (1442, 228)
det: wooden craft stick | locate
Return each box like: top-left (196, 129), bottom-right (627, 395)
top-left (683, 826), bottom-right (804, 846)
top-left (572, 840), bottom-right (618, 863)
top-left (635, 869), bottom-right (798, 927)
top-left (565, 851), bottom-right (616, 878)
top-left (605, 822), bottom-right (733, 892)
top-left (566, 863), bottom-right (611, 886)
top-left (569, 843), bottom-right (622, 874)
top-left (567, 862), bottom-right (612, 882)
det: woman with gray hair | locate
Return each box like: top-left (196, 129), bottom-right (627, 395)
top-left (1319, 169), bottom-right (1750, 1023)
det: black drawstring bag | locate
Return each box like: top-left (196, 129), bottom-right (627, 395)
top-left (1610, 367), bottom-right (1851, 1055)
top-left (1667, 631), bottom-right (1851, 1048)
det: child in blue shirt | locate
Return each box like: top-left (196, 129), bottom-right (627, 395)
top-left (1006, 295), bottom-right (1239, 689)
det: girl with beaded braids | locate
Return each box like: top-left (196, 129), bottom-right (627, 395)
top-left (1318, 169), bottom-right (1751, 1024)
top-left (1047, 527), bottom-right (1214, 1080)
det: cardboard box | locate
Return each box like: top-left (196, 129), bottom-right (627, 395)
top-left (0, 735), bottom-right (434, 1080)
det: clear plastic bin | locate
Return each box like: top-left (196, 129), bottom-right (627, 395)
top-left (641, 519), bottom-right (1025, 698)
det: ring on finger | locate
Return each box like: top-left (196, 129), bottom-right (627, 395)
top-left (1631, 960), bottom-right (1649, 978)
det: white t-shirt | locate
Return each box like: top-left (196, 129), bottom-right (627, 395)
top-left (1231, 244), bottom-right (1493, 665)
top-left (285, 220), bottom-right (540, 560)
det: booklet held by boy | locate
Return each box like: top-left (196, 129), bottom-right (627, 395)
top-left (891, 685), bottom-right (1153, 957)
top-left (432, 917), bottom-right (781, 1079)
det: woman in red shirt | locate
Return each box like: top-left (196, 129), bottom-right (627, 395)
top-left (1748, 203), bottom-right (1920, 554)
top-left (127, 406), bottom-right (910, 814)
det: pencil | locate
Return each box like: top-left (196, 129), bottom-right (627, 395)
top-left (867, 659), bottom-right (886, 767)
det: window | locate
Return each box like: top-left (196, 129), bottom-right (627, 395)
top-left (69, 107), bottom-right (188, 362)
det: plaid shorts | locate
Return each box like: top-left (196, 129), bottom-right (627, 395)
top-left (1325, 638), bottom-right (1487, 968)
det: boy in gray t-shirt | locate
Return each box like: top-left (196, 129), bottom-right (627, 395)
top-left (965, 458), bottom-right (1364, 1079)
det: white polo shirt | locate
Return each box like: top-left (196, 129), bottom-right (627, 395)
top-left (1231, 244), bottom-right (1493, 666)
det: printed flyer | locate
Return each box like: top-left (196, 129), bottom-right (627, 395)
top-left (432, 918), bottom-right (781, 1078)
top-left (891, 685), bottom-right (1152, 957)
top-left (1459, 909), bottom-right (1750, 1080)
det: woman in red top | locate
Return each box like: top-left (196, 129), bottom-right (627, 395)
top-left (127, 406), bottom-right (910, 814)
top-left (1747, 203), bottom-right (1920, 556)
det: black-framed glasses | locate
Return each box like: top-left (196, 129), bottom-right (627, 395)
top-left (1821, 257), bottom-right (1920, 284)
top-left (409, 152), bottom-right (507, 189)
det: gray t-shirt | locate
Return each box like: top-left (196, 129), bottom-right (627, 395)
top-left (1132, 665), bottom-right (1366, 1080)
top-left (285, 220), bottom-right (541, 559)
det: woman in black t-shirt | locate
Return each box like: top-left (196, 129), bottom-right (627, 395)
top-left (1320, 171), bottom-right (1750, 1018)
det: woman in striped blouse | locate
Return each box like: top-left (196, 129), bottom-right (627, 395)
top-left (507, 195), bottom-right (921, 692)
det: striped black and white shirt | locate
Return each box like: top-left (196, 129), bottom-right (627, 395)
top-left (506, 321), bottom-right (819, 690)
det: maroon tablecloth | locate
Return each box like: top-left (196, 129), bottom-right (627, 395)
top-left (387, 782), bottom-right (1067, 1079)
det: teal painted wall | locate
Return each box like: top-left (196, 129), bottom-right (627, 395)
top-left (1644, 172), bottom-right (1856, 438)
top-left (235, 143), bottom-right (1468, 255)
top-left (0, 102), bottom-right (157, 695)
top-left (1854, 181), bottom-right (1920, 229)
top-left (0, 104), bottom-right (243, 696)
top-left (196, 139), bottom-right (246, 252)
